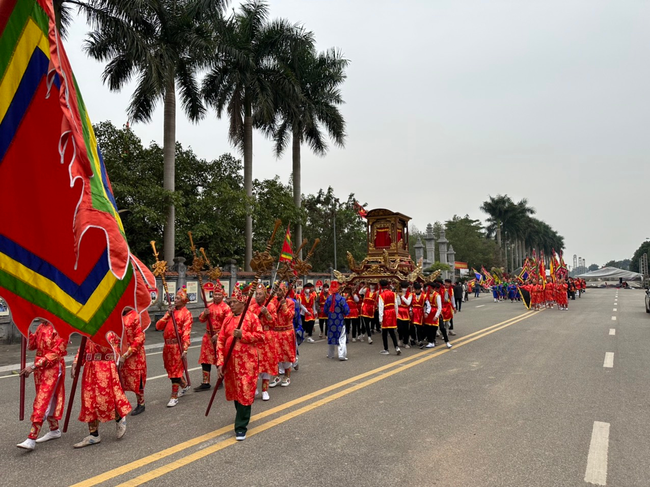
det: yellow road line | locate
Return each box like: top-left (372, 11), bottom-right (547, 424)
top-left (71, 310), bottom-right (534, 487)
top-left (118, 311), bottom-right (537, 486)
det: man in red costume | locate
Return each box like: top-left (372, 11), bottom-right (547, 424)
top-left (359, 282), bottom-right (377, 344)
top-left (217, 285), bottom-right (264, 441)
top-left (441, 279), bottom-right (457, 338)
top-left (544, 277), bottom-right (555, 309)
top-left (118, 309), bottom-right (147, 416)
top-left (556, 278), bottom-right (569, 311)
top-left (299, 283), bottom-right (317, 342)
top-left (194, 281), bottom-right (232, 392)
top-left (410, 282), bottom-right (428, 346)
top-left (17, 319), bottom-right (67, 451)
top-left (378, 279), bottom-right (401, 355)
top-left (249, 284), bottom-right (278, 401)
top-left (72, 335), bottom-right (132, 448)
top-left (317, 283), bottom-right (329, 339)
top-left (271, 283), bottom-right (297, 387)
top-left (156, 289), bottom-right (193, 407)
top-left (396, 281), bottom-right (412, 348)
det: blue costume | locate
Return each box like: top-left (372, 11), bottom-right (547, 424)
top-left (507, 284), bottom-right (517, 301)
top-left (492, 286), bottom-right (499, 300)
top-left (324, 292), bottom-right (350, 360)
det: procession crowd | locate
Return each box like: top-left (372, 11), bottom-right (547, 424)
top-left (16, 275), bottom-right (467, 448)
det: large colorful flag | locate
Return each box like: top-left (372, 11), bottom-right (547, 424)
top-left (279, 225), bottom-right (293, 262)
top-left (472, 267), bottom-right (482, 281)
top-left (0, 0), bottom-right (155, 347)
top-left (481, 266), bottom-right (494, 287)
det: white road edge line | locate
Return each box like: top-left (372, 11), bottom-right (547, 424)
top-left (476, 305), bottom-right (485, 308)
top-left (603, 352), bottom-right (614, 368)
top-left (584, 421), bottom-right (610, 486)
top-left (613, 308), bottom-right (617, 312)
top-left (609, 329), bottom-right (616, 336)
top-left (611, 316), bottom-right (616, 321)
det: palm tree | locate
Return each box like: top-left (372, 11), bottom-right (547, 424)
top-left (271, 43), bottom-right (349, 255)
top-left (202, 0), bottom-right (298, 270)
top-left (81, 0), bottom-right (225, 264)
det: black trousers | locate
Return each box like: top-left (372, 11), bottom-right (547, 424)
top-left (346, 318), bottom-right (361, 338)
top-left (455, 298), bottom-right (462, 311)
top-left (319, 318), bottom-right (328, 334)
top-left (382, 328), bottom-right (398, 350)
top-left (360, 316), bottom-right (373, 337)
top-left (397, 319), bottom-right (410, 344)
top-left (304, 319), bottom-right (315, 336)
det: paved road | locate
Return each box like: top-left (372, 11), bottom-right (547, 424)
top-left (2, 288), bottom-right (648, 486)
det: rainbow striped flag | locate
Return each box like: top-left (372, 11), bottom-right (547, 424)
top-left (279, 225), bottom-right (293, 262)
top-left (0, 0), bottom-right (155, 346)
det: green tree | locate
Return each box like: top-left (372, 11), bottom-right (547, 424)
top-left (425, 262), bottom-right (451, 273)
top-left (445, 215), bottom-right (498, 270)
top-left (272, 43), bottom-right (349, 254)
top-left (630, 242), bottom-right (650, 274)
top-left (302, 188), bottom-right (366, 272)
top-left (202, 0), bottom-right (298, 270)
top-left (95, 121), bottom-right (249, 267)
top-left (83, 0), bottom-right (225, 264)
top-left (588, 264), bottom-right (599, 271)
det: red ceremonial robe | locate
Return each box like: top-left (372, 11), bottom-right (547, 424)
top-left (156, 307), bottom-right (193, 379)
top-left (217, 309), bottom-right (264, 406)
top-left (273, 298), bottom-right (296, 363)
top-left (379, 290), bottom-right (397, 329)
top-left (118, 310), bottom-right (147, 394)
top-left (77, 339), bottom-right (131, 422)
top-left (198, 301), bottom-right (232, 366)
top-left (250, 300), bottom-right (279, 376)
top-left (29, 323), bottom-right (67, 423)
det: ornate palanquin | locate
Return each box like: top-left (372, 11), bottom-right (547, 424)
top-left (334, 209), bottom-right (440, 285)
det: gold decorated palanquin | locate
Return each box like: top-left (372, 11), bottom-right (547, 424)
top-left (334, 208), bottom-right (439, 285)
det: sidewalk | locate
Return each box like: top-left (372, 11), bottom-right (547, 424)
top-left (0, 325), bottom-right (203, 375)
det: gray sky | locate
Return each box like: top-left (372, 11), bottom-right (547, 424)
top-left (64, 0), bottom-right (650, 267)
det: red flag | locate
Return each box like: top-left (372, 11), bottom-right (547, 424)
top-left (279, 225), bottom-right (293, 263)
top-left (354, 200), bottom-right (367, 219)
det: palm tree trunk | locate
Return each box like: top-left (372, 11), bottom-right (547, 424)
top-left (496, 224), bottom-right (502, 265)
top-left (292, 127), bottom-right (302, 259)
top-left (163, 77), bottom-right (176, 264)
top-left (244, 97), bottom-right (253, 271)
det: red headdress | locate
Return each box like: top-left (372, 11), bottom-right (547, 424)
top-left (329, 280), bottom-right (340, 312)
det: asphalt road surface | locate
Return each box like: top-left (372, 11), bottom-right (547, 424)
top-left (2, 288), bottom-right (648, 487)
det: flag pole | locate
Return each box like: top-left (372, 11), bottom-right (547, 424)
top-left (151, 241), bottom-right (192, 387)
top-left (19, 334), bottom-right (26, 421)
top-left (63, 336), bottom-right (87, 433)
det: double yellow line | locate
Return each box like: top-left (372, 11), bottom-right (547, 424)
top-left (73, 310), bottom-right (538, 487)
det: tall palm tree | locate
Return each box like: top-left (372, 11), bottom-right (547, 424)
top-left (202, 0), bottom-right (296, 270)
top-left (82, 0), bottom-right (225, 264)
top-left (271, 43), bottom-right (349, 255)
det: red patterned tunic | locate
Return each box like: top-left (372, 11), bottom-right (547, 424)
top-left (29, 323), bottom-right (67, 423)
top-left (156, 307), bottom-right (193, 379)
top-left (544, 282), bottom-right (555, 302)
top-left (198, 301), bottom-right (232, 366)
top-left (217, 309), bottom-right (264, 406)
top-left (118, 310), bottom-right (147, 394)
top-left (273, 298), bottom-right (296, 363)
top-left (250, 299), bottom-right (278, 375)
top-left (77, 339), bottom-right (132, 422)
top-left (318, 291), bottom-right (329, 320)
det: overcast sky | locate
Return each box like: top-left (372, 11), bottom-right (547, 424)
top-left (64, 0), bottom-right (650, 267)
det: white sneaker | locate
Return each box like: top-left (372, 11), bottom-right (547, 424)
top-left (269, 376), bottom-right (282, 388)
top-left (262, 391), bottom-right (270, 401)
top-left (379, 350), bottom-right (389, 355)
top-left (116, 417), bottom-right (127, 439)
top-left (177, 386), bottom-right (190, 398)
top-left (404, 344), bottom-right (410, 349)
top-left (73, 434), bottom-right (101, 448)
top-left (17, 438), bottom-right (35, 451)
top-left (35, 429), bottom-right (61, 443)
top-left (446, 342), bottom-right (453, 348)
top-left (306, 337), bottom-right (315, 343)
top-left (167, 397), bottom-right (179, 407)
top-left (339, 357), bottom-right (348, 361)
top-left (448, 330), bottom-right (457, 336)
top-left (367, 337), bottom-right (373, 344)
top-left (425, 342), bottom-right (436, 348)
top-left (395, 347), bottom-right (401, 355)
top-left (352, 338), bottom-right (356, 342)
top-left (255, 389), bottom-right (259, 397)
